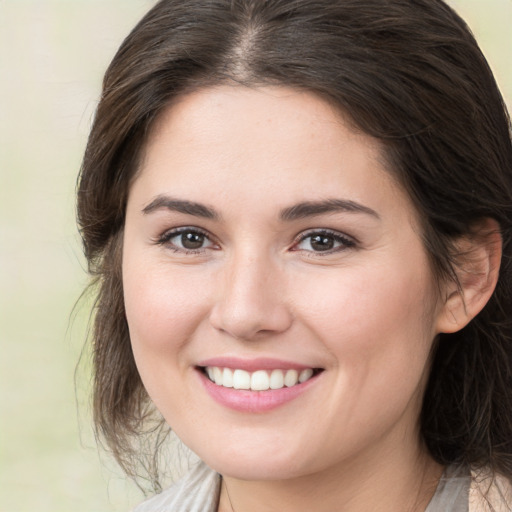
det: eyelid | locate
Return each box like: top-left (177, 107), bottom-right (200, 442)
top-left (154, 226), bottom-right (355, 255)
top-left (156, 226), bottom-right (218, 252)
top-left (291, 228), bottom-right (357, 253)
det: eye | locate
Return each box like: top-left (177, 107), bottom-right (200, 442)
top-left (158, 227), bottom-right (216, 252)
top-left (292, 230), bottom-right (355, 253)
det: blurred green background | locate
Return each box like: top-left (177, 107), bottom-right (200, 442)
top-left (0, 1), bottom-right (510, 511)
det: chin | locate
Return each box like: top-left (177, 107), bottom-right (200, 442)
top-left (208, 458), bottom-right (307, 481)
top-left (195, 441), bottom-right (316, 481)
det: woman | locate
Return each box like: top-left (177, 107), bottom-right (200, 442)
top-left (77, 0), bottom-right (512, 510)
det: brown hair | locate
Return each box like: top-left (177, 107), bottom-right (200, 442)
top-left (77, 0), bottom-right (512, 490)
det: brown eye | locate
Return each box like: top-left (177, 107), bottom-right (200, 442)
top-left (158, 227), bottom-right (215, 252)
top-left (310, 234), bottom-right (335, 251)
top-left (181, 231), bottom-right (205, 249)
top-left (294, 230), bottom-right (355, 254)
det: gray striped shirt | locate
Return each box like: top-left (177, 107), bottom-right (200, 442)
top-left (133, 462), bottom-right (470, 512)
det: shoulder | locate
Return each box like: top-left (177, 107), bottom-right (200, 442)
top-left (469, 467), bottom-right (512, 512)
top-left (132, 461), bottom-right (221, 512)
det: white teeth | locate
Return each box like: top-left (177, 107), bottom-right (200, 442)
top-left (299, 368), bottom-right (313, 383)
top-left (284, 369), bottom-right (299, 387)
top-left (233, 369), bottom-right (251, 390)
top-left (251, 370), bottom-right (270, 391)
top-left (213, 366), bottom-right (223, 385)
top-left (270, 369), bottom-right (284, 389)
top-left (205, 366), bottom-right (316, 390)
top-left (222, 368), bottom-right (233, 388)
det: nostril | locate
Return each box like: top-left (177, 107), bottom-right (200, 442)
top-left (209, 303), bottom-right (293, 342)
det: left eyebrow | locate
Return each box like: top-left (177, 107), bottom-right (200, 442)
top-left (142, 195), bottom-right (220, 220)
top-left (280, 199), bottom-right (380, 221)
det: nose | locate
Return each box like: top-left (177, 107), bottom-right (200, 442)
top-left (209, 252), bottom-right (293, 341)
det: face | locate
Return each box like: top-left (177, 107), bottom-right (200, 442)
top-left (123, 86), bottom-right (445, 481)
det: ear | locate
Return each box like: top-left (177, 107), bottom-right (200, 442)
top-left (436, 218), bottom-right (502, 334)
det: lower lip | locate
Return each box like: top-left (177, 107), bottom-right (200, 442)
top-left (197, 369), bottom-right (321, 413)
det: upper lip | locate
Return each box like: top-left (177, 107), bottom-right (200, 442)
top-left (196, 357), bottom-right (321, 372)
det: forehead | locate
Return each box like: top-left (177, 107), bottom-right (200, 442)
top-left (145, 85), bottom-right (376, 159)
top-left (132, 85), bottom-right (414, 223)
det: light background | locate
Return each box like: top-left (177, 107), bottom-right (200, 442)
top-left (0, 1), bottom-right (510, 511)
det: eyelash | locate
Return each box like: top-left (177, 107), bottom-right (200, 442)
top-left (156, 227), bottom-right (356, 256)
top-left (291, 229), bottom-right (356, 256)
top-left (156, 227), bottom-right (217, 254)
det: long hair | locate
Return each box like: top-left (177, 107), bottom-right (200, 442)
top-left (77, 0), bottom-right (512, 490)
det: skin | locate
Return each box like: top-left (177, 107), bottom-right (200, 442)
top-left (122, 85), bottom-right (459, 511)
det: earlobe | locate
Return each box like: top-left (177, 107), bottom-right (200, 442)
top-left (436, 218), bottom-right (502, 334)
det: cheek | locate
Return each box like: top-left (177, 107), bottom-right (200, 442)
top-left (297, 264), bottom-right (433, 339)
top-left (288, 261), bottom-right (437, 450)
top-left (122, 252), bottom-right (211, 360)
top-left (291, 256), bottom-right (438, 393)
top-left (122, 256), bottom-right (214, 416)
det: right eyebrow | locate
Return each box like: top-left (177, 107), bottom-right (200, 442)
top-left (142, 195), bottom-right (220, 220)
top-left (279, 198), bottom-right (380, 221)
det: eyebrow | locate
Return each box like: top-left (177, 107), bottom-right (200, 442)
top-left (280, 199), bottom-right (380, 221)
top-left (142, 195), bottom-right (379, 222)
top-left (142, 196), bottom-right (220, 220)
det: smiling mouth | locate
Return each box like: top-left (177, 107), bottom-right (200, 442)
top-left (200, 366), bottom-right (323, 391)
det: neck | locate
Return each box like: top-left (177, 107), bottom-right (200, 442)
top-left (218, 431), bottom-right (443, 512)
